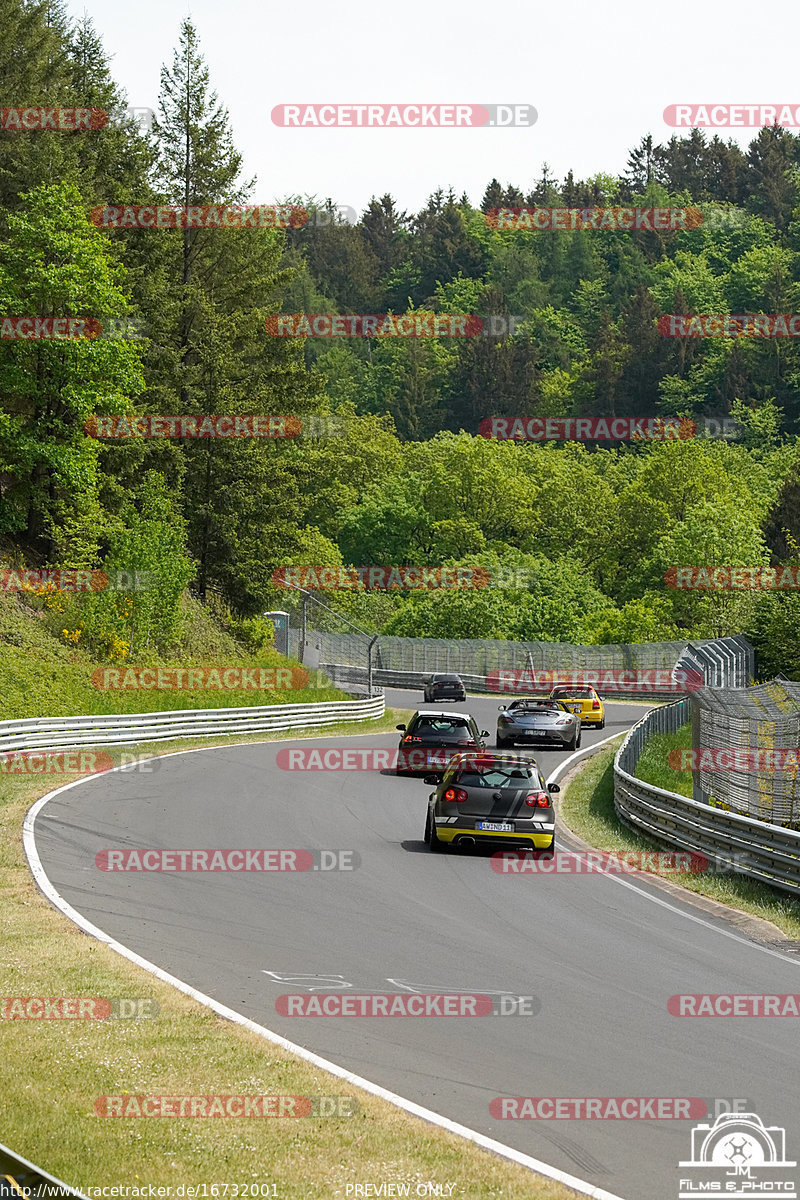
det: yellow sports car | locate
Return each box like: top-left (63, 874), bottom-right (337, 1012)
top-left (549, 684), bottom-right (605, 729)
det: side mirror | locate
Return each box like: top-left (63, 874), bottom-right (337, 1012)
top-left (423, 774), bottom-right (439, 785)
top-left (548, 782), bottom-right (561, 793)
top-left (480, 730), bottom-right (490, 738)
top-left (396, 724), bottom-right (406, 731)
top-left (498, 705), bottom-right (506, 711)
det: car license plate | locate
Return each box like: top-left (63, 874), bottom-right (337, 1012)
top-left (478, 821), bottom-right (514, 832)
top-left (567, 704), bottom-right (581, 712)
top-left (522, 730), bottom-right (546, 736)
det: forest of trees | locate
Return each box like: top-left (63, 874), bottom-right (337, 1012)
top-left (2, 0), bottom-right (800, 678)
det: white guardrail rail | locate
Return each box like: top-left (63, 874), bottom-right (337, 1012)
top-left (614, 699), bottom-right (800, 898)
top-left (0, 695), bottom-right (385, 755)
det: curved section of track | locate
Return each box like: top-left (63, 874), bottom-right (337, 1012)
top-left (30, 691), bottom-right (800, 1200)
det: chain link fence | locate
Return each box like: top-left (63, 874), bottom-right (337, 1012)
top-left (691, 678), bottom-right (800, 826)
top-left (289, 625), bottom-right (753, 697)
top-left (615, 699), bottom-right (800, 896)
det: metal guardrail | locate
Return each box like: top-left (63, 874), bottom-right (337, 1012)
top-left (614, 700), bottom-right (800, 898)
top-left (0, 696), bottom-right (386, 755)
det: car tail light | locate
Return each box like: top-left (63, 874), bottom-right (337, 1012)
top-left (402, 735), bottom-right (422, 744)
top-left (592, 699), bottom-right (600, 709)
top-left (525, 792), bottom-right (550, 807)
top-left (444, 788), bottom-right (468, 803)
top-left (555, 717), bottom-right (571, 725)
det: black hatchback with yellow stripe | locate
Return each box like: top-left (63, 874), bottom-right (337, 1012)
top-left (423, 752), bottom-right (558, 853)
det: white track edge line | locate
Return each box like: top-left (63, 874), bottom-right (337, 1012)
top-left (23, 764), bottom-right (626, 1200)
top-left (548, 737), bottom-right (800, 968)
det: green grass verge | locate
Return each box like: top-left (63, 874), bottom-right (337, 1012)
top-left (633, 723), bottom-right (693, 797)
top-left (560, 739), bottom-right (800, 940)
top-left (0, 712), bottom-right (580, 1200)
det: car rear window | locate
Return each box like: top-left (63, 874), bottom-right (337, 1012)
top-left (456, 765), bottom-right (536, 788)
top-left (433, 675), bottom-right (462, 683)
top-left (412, 717), bottom-right (473, 741)
top-left (553, 688), bottom-right (596, 699)
top-left (510, 701), bottom-right (560, 711)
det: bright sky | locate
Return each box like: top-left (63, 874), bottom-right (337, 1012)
top-left (67, 0), bottom-right (800, 216)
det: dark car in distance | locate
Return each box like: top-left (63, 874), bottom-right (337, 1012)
top-left (423, 673), bottom-right (467, 703)
top-left (396, 710), bottom-right (489, 776)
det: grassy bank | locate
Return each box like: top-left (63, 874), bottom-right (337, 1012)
top-left (632, 722), bottom-right (693, 797)
top-left (0, 590), bottom-right (342, 719)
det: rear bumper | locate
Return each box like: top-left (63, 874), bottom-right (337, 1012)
top-left (436, 825), bottom-right (554, 849)
top-left (502, 730), bottom-right (572, 746)
top-left (397, 750), bottom-right (459, 775)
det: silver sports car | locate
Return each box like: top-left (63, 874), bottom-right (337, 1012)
top-left (496, 698), bottom-right (581, 750)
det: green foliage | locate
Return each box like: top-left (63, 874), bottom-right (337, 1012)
top-left (4, 0), bottom-right (800, 683)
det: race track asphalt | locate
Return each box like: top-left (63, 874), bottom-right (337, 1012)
top-left (31, 689), bottom-right (800, 1199)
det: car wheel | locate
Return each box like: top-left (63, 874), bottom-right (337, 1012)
top-left (496, 732), bottom-right (511, 748)
top-left (424, 809), bottom-right (444, 852)
top-left (576, 728), bottom-right (582, 748)
top-left (597, 718), bottom-right (605, 730)
top-left (569, 729), bottom-right (579, 750)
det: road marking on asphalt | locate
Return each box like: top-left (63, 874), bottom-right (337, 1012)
top-left (25, 771), bottom-right (625, 1200)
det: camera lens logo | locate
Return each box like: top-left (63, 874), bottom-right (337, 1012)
top-left (679, 1112), bottom-right (796, 1198)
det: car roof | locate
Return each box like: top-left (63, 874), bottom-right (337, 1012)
top-left (413, 709), bottom-right (471, 719)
